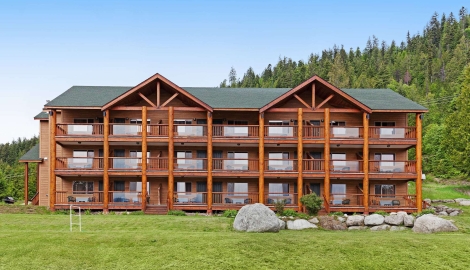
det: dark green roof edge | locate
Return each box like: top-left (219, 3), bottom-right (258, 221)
top-left (34, 112), bottom-right (49, 119)
top-left (341, 88), bottom-right (428, 111)
top-left (45, 86), bottom-right (132, 107)
top-left (19, 144), bottom-right (42, 162)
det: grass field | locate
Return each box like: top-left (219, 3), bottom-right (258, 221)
top-left (1, 181), bottom-right (470, 270)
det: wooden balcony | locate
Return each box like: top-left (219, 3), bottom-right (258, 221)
top-left (330, 126), bottom-right (363, 139)
top-left (174, 124), bottom-right (207, 137)
top-left (56, 157), bottom-right (103, 171)
top-left (56, 124), bottom-right (104, 142)
top-left (148, 157), bottom-right (169, 170)
top-left (369, 161), bottom-right (416, 173)
top-left (212, 158), bottom-right (259, 171)
top-left (330, 160), bottom-right (363, 172)
top-left (303, 126), bottom-right (324, 139)
top-left (263, 193), bottom-right (298, 205)
top-left (369, 126), bottom-right (416, 140)
top-left (212, 192), bottom-right (259, 205)
top-left (265, 159), bottom-right (297, 171)
top-left (148, 124), bottom-right (169, 137)
top-left (369, 194), bottom-right (417, 208)
top-left (174, 158), bottom-right (208, 171)
top-left (56, 191), bottom-right (104, 205)
top-left (212, 125), bottom-right (259, 138)
top-left (173, 192), bottom-right (208, 204)
top-left (109, 157), bottom-right (142, 170)
top-left (264, 125), bottom-right (298, 138)
top-left (109, 124), bottom-right (142, 136)
top-left (303, 159), bottom-right (325, 172)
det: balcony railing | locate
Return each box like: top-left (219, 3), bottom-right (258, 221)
top-left (174, 158), bottom-right (208, 170)
top-left (148, 124), bottom-right (169, 137)
top-left (369, 126), bottom-right (416, 139)
top-left (264, 193), bottom-right (298, 205)
top-left (212, 192), bottom-right (259, 205)
top-left (369, 194), bottom-right (416, 207)
top-left (212, 125), bottom-right (259, 137)
top-left (369, 161), bottom-right (416, 173)
top-left (330, 160), bottom-right (363, 172)
top-left (109, 124), bottom-right (142, 136)
top-left (329, 193), bottom-right (364, 206)
top-left (303, 159), bottom-right (325, 172)
top-left (109, 157), bottom-right (143, 170)
top-left (265, 159), bottom-right (297, 171)
top-left (264, 125), bottom-right (298, 138)
top-left (148, 157), bottom-right (169, 170)
top-left (173, 192), bottom-right (208, 204)
top-left (330, 126), bottom-right (363, 138)
top-left (56, 191), bottom-right (104, 204)
top-left (109, 191), bottom-right (143, 204)
top-left (212, 158), bottom-right (258, 171)
top-left (56, 157), bottom-right (103, 170)
top-left (174, 124), bottom-right (207, 137)
top-left (56, 124), bottom-right (104, 136)
top-left (303, 126), bottom-right (324, 139)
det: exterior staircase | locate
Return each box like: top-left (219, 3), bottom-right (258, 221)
top-left (144, 205), bottom-right (168, 215)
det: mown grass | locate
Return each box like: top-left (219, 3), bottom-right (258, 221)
top-left (419, 181), bottom-right (470, 200)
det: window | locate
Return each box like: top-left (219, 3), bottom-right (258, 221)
top-left (331, 153), bottom-right (346, 170)
top-left (130, 182), bottom-right (150, 193)
top-left (375, 184), bottom-right (395, 197)
top-left (227, 152), bottom-right (248, 169)
top-left (268, 120), bottom-right (293, 136)
top-left (71, 150), bottom-right (94, 168)
top-left (268, 120), bottom-right (289, 126)
top-left (174, 119), bottom-right (192, 124)
top-left (114, 181), bottom-right (125, 191)
top-left (309, 120), bottom-right (321, 126)
top-left (227, 120), bottom-right (248, 125)
top-left (176, 182), bottom-right (191, 195)
top-left (74, 119), bottom-right (94, 123)
top-left (129, 151), bottom-right (150, 158)
top-left (268, 152), bottom-right (289, 168)
top-left (269, 183), bottom-right (289, 196)
top-left (130, 119), bottom-right (151, 124)
top-left (374, 122), bottom-right (395, 127)
top-left (330, 121), bottom-right (346, 126)
top-left (176, 151), bottom-right (192, 164)
top-left (374, 153), bottom-right (397, 172)
top-left (331, 184), bottom-right (346, 201)
top-left (227, 183), bottom-right (248, 196)
top-left (73, 181), bottom-right (93, 194)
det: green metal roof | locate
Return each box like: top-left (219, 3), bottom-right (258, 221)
top-left (342, 89), bottom-right (427, 111)
top-left (183, 87), bottom-right (291, 109)
top-left (34, 112), bottom-right (49, 119)
top-left (19, 144), bottom-right (42, 162)
top-left (45, 86), bottom-right (132, 107)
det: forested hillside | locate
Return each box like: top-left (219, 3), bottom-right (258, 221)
top-left (220, 7), bottom-right (470, 179)
top-left (0, 137), bottom-right (38, 200)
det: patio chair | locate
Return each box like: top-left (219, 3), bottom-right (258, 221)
top-left (267, 198), bottom-right (274, 204)
top-left (342, 199), bottom-right (350, 205)
top-left (244, 198), bottom-right (252, 204)
top-left (67, 196), bottom-right (76, 202)
top-left (392, 200), bottom-right (400, 206)
top-left (284, 198), bottom-right (292, 204)
top-left (225, 198), bottom-right (233, 204)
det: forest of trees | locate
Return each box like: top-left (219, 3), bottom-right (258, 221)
top-left (220, 7), bottom-right (470, 179)
top-left (0, 137), bottom-right (38, 201)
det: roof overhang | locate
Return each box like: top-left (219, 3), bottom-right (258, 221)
top-left (371, 109), bottom-right (428, 113)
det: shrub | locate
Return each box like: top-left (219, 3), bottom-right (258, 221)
top-left (274, 200), bottom-right (286, 215)
top-left (84, 209), bottom-right (92, 215)
top-left (130, 211), bottom-right (145, 215)
top-left (296, 213), bottom-right (310, 220)
top-left (373, 210), bottom-right (389, 216)
top-left (109, 211), bottom-right (116, 215)
top-left (222, 209), bottom-right (238, 218)
top-left (168, 210), bottom-right (186, 216)
top-left (420, 208), bottom-right (435, 215)
top-left (329, 211), bottom-right (344, 217)
top-left (300, 193), bottom-right (323, 215)
top-left (282, 209), bottom-right (297, 217)
top-left (54, 209), bottom-right (69, 215)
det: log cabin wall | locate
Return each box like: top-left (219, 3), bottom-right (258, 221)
top-left (39, 120), bottom-right (50, 206)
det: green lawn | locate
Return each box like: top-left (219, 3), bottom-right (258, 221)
top-left (1, 210), bottom-right (470, 270)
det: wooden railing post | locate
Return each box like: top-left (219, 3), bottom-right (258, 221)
top-left (168, 107), bottom-right (175, 210)
top-left (416, 113), bottom-right (423, 212)
top-left (324, 108), bottom-right (330, 209)
top-left (259, 113), bottom-right (265, 204)
top-left (297, 108), bottom-right (303, 207)
top-left (103, 110), bottom-right (110, 213)
top-left (207, 111), bottom-right (213, 214)
top-left (363, 112), bottom-right (369, 214)
top-left (24, 163), bottom-right (29, 205)
top-left (49, 110), bottom-right (57, 210)
top-left (141, 106), bottom-right (148, 211)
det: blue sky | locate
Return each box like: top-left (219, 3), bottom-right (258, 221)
top-left (0, 0), bottom-right (468, 143)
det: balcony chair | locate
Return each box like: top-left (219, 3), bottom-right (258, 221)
top-left (67, 196), bottom-right (76, 203)
top-left (267, 198), bottom-right (275, 204)
top-left (342, 199), bottom-right (350, 205)
top-left (285, 166), bottom-right (293, 170)
top-left (242, 165), bottom-right (248, 170)
top-left (224, 198), bottom-right (233, 204)
top-left (392, 200), bottom-right (400, 206)
top-left (284, 198), bottom-right (292, 204)
top-left (244, 198), bottom-right (252, 204)
top-left (341, 167), bottom-right (351, 171)
top-left (393, 168), bottom-right (403, 173)
top-left (87, 197), bottom-right (96, 202)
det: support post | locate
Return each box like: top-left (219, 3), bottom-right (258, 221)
top-left (49, 110), bottom-right (57, 210)
top-left (297, 108), bottom-right (303, 208)
top-left (157, 81), bottom-right (161, 108)
top-left (259, 113), bottom-right (265, 204)
top-left (168, 107), bottom-right (175, 210)
top-left (24, 163), bottom-right (29, 205)
top-left (312, 83), bottom-right (315, 109)
top-left (141, 106), bottom-right (148, 211)
top-left (324, 108), bottom-right (330, 210)
top-left (416, 113), bottom-right (423, 212)
top-left (36, 162), bottom-right (40, 194)
top-left (363, 112), bottom-right (369, 214)
top-left (207, 111), bottom-right (213, 214)
top-left (103, 110), bottom-right (110, 212)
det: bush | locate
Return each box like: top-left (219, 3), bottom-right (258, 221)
top-left (420, 208), bottom-right (436, 215)
top-left (373, 210), bottom-right (389, 216)
top-left (84, 209), bottom-right (92, 215)
top-left (222, 209), bottom-right (238, 218)
top-left (274, 200), bottom-right (286, 215)
top-left (300, 193), bottom-right (323, 215)
top-left (282, 209), bottom-right (297, 217)
top-left (296, 213), bottom-right (310, 220)
top-left (130, 211), bottom-right (145, 215)
top-left (329, 211), bottom-right (344, 217)
top-left (168, 210), bottom-right (186, 216)
top-left (54, 209), bottom-right (69, 215)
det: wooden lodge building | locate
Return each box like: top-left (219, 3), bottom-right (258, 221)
top-left (20, 73), bottom-right (428, 214)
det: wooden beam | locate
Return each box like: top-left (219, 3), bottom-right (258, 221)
top-left (316, 94), bottom-right (334, 110)
top-left (103, 110), bottom-right (109, 212)
top-left (157, 81), bottom-right (161, 108)
top-left (138, 92), bottom-right (158, 108)
top-left (36, 162), bottom-right (40, 194)
top-left (24, 163), bottom-right (28, 205)
top-left (259, 113), bottom-right (265, 204)
top-left (324, 108), bottom-right (330, 212)
top-left (141, 106), bottom-right (148, 211)
top-left (267, 108), bottom-right (361, 113)
top-left (416, 113), bottom-right (423, 212)
top-left (207, 111), bottom-right (213, 214)
top-left (168, 107), bottom-right (175, 210)
top-left (297, 108), bottom-right (303, 208)
top-left (49, 110), bottom-right (57, 210)
top-left (294, 94), bottom-right (311, 109)
top-left (110, 106), bottom-right (206, 111)
top-left (363, 112), bottom-right (369, 214)
top-left (160, 93), bottom-right (179, 108)
top-left (312, 83), bottom-right (316, 109)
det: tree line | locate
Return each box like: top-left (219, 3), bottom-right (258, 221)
top-left (220, 7), bottom-right (470, 178)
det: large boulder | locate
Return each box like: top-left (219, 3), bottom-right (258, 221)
top-left (459, 201), bottom-right (470, 206)
top-left (348, 226), bottom-right (368, 231)
top-left (278, 219), bottom-right (286, 230)
top-left (346, 215), bottom-right (364, 226)
top-left (318, 216), bottom-right (347, 230)
top-left (287, 219), bottom-right (318, 230)
top-left (384, 213), bottom-right (404, 226)
top-left (423, 198), bottom-right (431, 205)
top-left (370, 225), bottom-right (390, 231)
top-left (233, 203), bottom-right (281, 232)
top-left (390, 226), bottom-right (408, 231)
top-left (454, 198), bottom-right (468, 203)
top-left (449, 211), bottom-right (460, 216)
top-left (308, 217), bottom-right (319, 224)
top-left (364, 214), bottom-right (384, 226)
top-left (412, 214), bottom-right (459, 233)
top-left (404, 215), bottom-right (415, 227)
